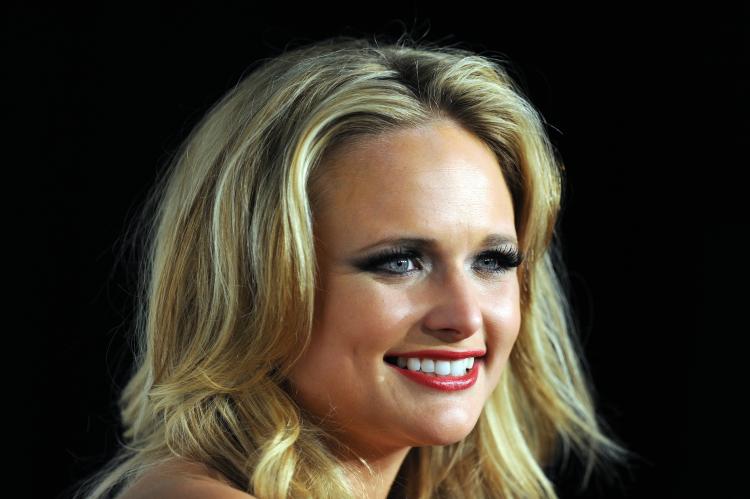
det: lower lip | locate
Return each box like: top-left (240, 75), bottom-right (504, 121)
top-left (386, 359), bottom-right (482, 391)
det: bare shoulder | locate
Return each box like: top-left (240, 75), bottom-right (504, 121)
top-left (115, 459), bottom-right (258, 499)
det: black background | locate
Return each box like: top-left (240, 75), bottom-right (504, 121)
top-left (14, 3), bottom-right (744, 498)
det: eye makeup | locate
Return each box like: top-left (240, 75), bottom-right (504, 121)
top-left (353, 243), bottom-right (524, 277)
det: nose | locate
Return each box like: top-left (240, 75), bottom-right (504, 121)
top-left (421, 266), bottom-right (483, 341)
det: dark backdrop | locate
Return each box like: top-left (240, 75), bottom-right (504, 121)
top-left (18, 3), bottom-right (744, 498)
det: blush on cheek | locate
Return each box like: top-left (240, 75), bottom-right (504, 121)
top-left (490, 294), bottom-right (522, 356)
top-left (503, 281), bottom-right (522, 325)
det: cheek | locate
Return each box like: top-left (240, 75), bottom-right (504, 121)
top-left (288, 280), bottom-right (405, 411)
top-left (487, 283), bottom-right (522, 350)
top-left (318, 277), bottom-right (413, 348)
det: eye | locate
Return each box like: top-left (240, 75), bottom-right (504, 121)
top-left (358, 248), bottom-right (423, 276)
top-left (473, 247), bottom-right (524, 274)
top-left (354, 245), bottom-right (523, 277)
top-left (380, 254), bottom-right (420, 274)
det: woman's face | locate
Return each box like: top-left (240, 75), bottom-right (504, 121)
top-left (288, 120), bottom-right (522, 456)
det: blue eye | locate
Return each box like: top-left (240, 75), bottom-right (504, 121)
top-left (355, 245), bottom-right (524, 278)
top-left (381, 254), bottom-right (420, 274)
top-left (473, 249), bottom-right (521, 274)
top-left (362, 249), bottom-right (422, 276)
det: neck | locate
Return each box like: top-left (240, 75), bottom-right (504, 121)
top-left (325, 433), bottom-right (412, 499)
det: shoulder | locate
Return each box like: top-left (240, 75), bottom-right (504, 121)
top-left (115, 459), bottom-right (258, 499)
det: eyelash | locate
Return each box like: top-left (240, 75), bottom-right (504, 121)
top-left (360, 245), bottom-right (524, 277)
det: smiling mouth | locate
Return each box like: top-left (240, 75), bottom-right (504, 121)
top-left (383, 355), bottom-right (485, 377)
top-left (383, 355), bottom-right (483, 390)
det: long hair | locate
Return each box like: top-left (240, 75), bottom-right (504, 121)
top-left (71, 34), bottom-right (633, 498)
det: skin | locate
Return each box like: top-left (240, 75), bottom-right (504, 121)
top-left (287, 119), bottom-right (522, 498)
top-left (115, 459), bottom-right (257, 498)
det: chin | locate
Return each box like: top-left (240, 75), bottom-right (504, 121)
top-left (415, 408), bottom-right (481, 446)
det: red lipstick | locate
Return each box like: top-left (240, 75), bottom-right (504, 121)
top-left (386, 358), bottom-right (482, 391)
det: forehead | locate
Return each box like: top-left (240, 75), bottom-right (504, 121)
top-left (312, 122), bottom-right (516, 251)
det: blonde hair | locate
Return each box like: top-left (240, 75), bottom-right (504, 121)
top-left (71, 34), bottom-right (633, 499)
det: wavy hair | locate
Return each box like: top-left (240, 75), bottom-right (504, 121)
top-left (70, 34), bottom-right (633, 499)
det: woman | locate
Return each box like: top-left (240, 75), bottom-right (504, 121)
top-left (72, 35), bottom-right (631, 498)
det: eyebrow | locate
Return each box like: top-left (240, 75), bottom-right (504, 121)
top-left (355, 233), bottom-right (519, 253)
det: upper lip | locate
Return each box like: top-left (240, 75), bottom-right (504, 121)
top-left (384, 349), bottom-right (486, 360)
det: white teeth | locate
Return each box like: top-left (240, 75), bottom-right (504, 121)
top-left (450, 359), bottom-right (467, 376)
top-left (392, 356), bottom-right (478, 376)
top-left (406, 358), bottom-right (421, 371)
top-left (434, 360), bottom-right (451, 375)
